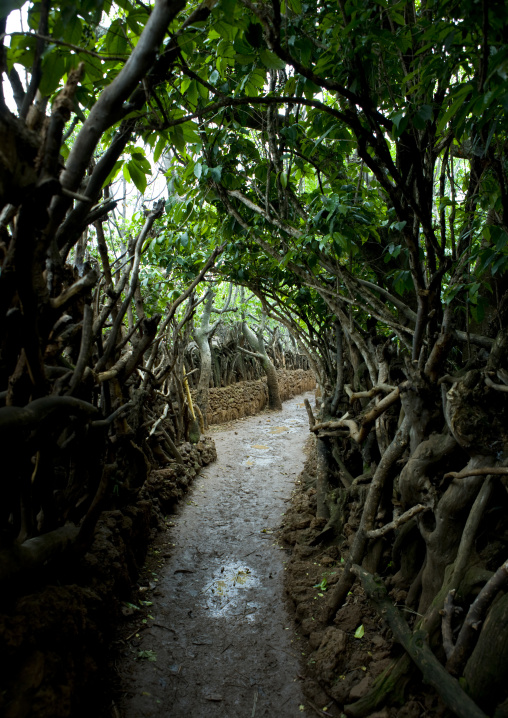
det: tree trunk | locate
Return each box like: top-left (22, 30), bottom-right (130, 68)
top-left (194, 290), bottom-right (214, 427)
top-left (261, 353), bottom-right (282, 410)
top-left (242, 318), bottom-right (282, 410)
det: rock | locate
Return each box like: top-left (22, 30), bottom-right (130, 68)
top-left (348, 675), bottom-right (372, 701)
top-left (320, 555), bottom-right (335, 566)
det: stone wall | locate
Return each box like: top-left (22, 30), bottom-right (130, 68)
top-left (193, 369), bottom-right (316, 425)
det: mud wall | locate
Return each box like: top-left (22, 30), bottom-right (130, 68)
top-left (193, 369), bottom-right (316, 425)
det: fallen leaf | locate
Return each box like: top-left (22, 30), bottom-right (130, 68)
top-left (137, 650), bottom-right (157, 661)
top-left (354, 624), bottom-right (365, 639)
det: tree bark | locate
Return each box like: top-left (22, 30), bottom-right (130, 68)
top-left (242, 317), bottom-right (282, 410)
top-left (194, 289), bottom-right (214, 427)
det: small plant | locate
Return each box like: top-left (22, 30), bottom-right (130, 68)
top-left (313, 577), bottom-right (328, 591)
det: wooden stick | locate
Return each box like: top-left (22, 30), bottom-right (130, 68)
top-left (183, 368), bottom-right (196, 420)
top-left (366, 504), bottom-right (427, 539)
top-left (485, 376), bottom-right (508, 393)
top-left (348, 383), bottom-right (396, 402)
top-left (304, 398), bottom-right (316, 428)
top-left (444, 467), bottom-right (508, 480)
top-left (441, 589), bottom-right (456, 660)
top-left (312, 386), bottom-right (402, 443)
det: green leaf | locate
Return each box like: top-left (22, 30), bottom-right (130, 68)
top-left (309, 124), bottom-right (337, 157)
top-left (391, 110), bottom-right (408, 137)
top-left (105, 19), bottom-right (129, 56)
top-left (7, 33), bottom-right (37, 72)
top-left (103, 159), bottom-right (124, 187)
top-left (209, 166), bottom-right (223, 182)
top-left (170, 124), bottom-right (186, 153)
top-left (181, 122), bottom-right (201, 143)
top-left (137, 650), bottom-right (157, 661)
top-left (260, 49), bottom-right (286, 70)
top-left (492, 255), bottom-right (508, 275)
top-left (235, 52), bottom-right (256, 64)
top-left (303, 78), bottom-right (321, 100)
top-left (186, 79), bottom-right (199, 107)
top-left (436, 84), bottom-right (473, 133)
top-left (126, 8), bottom-right (147, 35)
top-left (126, 159), bottom-right (147, 194)
top-left (39, 50), bottom-right (67, 97)
top-left (287, 0), bottom-right (302, 13)
top-left (197, 76), bottom-right (209, 99)
top-left (63, 16), bottom-right (83, 45)
top-left (413, 104), bottom-right (433, 130)
top-left (354, 624), bottom-right (365, 639)
top-left (214, 20), bottom-right (238, 41)
top-left (131, 151), bottom-right (151, 173)
top-left (154, 136), bottom-right (167, 164)
top-left (391, 221), bottom-right (407, 232)
top-left (83, 55), bottom-right (104, 83)
top-left (468, 281), bottom-right (481, 303)
top-left (280, 171), bottom-right (288, 189)
top-left (194, 162), bottom-right (203, 180)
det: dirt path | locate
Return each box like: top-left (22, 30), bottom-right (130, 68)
top-left (116, 392), bottom-right (315, 717)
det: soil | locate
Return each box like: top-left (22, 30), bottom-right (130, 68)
top-left (113, 392), bottom-right (316, 717)
top-left (280, 448), bottom-right (444, 718)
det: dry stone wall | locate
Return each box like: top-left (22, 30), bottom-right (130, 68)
top-left (193, 369), bottom-right (316, 425)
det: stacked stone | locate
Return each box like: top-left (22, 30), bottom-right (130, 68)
top-left (191, 369), bottom-right (316, 425)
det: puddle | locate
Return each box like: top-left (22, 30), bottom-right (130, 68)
top-left (201, 561), bottom-right (259, 617)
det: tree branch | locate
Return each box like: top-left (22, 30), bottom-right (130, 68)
top-left (350, 565), bottom-right (488, 718)
top-left (366, 504), bottom-right (427, 539)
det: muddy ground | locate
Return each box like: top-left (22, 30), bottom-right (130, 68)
top-left (112, 392), bottom-right (316, 717)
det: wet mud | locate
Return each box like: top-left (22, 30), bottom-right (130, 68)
top-left (115, 392), bottom-right (315, 717)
